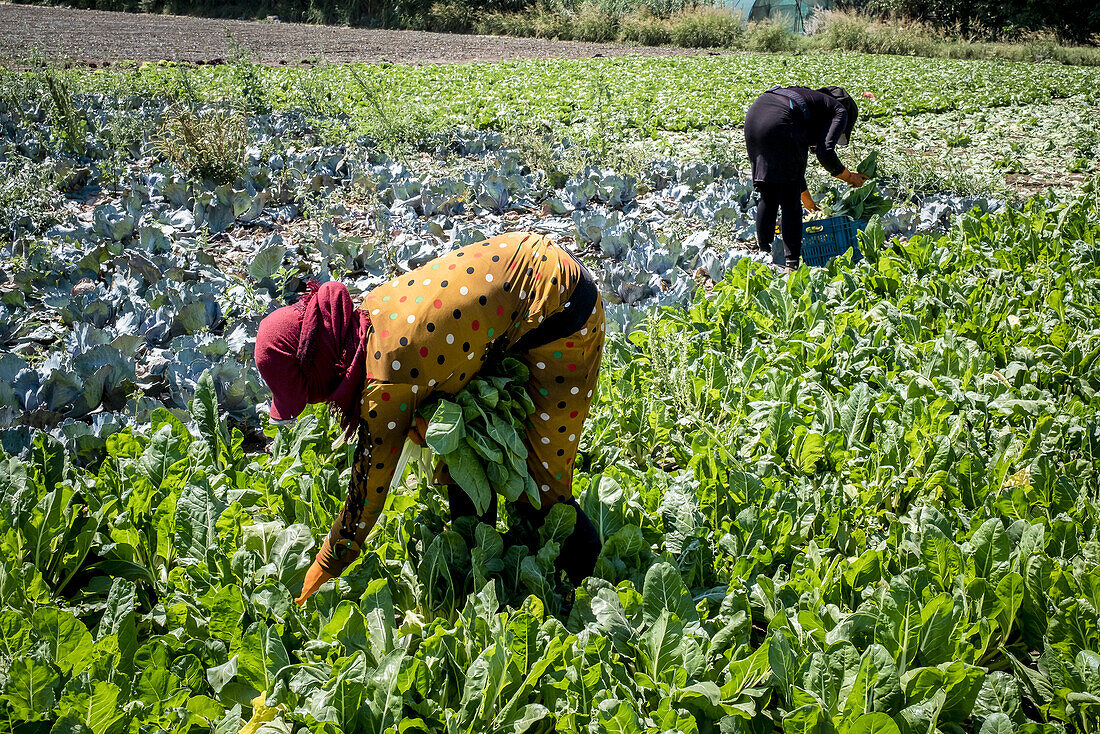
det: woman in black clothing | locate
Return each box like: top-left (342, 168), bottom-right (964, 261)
top-left (744, 85), bottom-right (868, 270)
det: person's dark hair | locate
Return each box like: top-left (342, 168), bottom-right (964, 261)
top-left (818, 86), bottom-right (858, 144)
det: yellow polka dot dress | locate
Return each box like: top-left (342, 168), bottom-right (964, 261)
top-left (318, 232), bottom-right (605, 575)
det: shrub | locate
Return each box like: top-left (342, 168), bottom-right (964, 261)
top-left (1050, 45), bottom-right (1100, 65)
top-left (639, 0), bottom-right (693, 18)
top-left (811, 9), bottom-right (868, 51)
top-left (571, 1), bottom-right (619, 42)
top-left (869, 23), bottom-right (937, 55)
top-left (426, 0), bottom-right (474, 32)
top-left (474, 10), bottom-right (543, 37)
top-left (745, 18), bottom-right (798, 52)
top-left (155, 105), bottom-right (248, 185)
top-left (618, 7), bottom-right (672, 45)
top-left (670, 6), bottom-right (743, 48)
top-left (815, 10), bottom-right (941, 56)
top-left (531, 8), bottom-right (574, 39)
top-left (809, 9), bottom-right (1100, 62)
top-left (473, 12), bottom-right (509, 35)
top-left (1023, 36), bottom-right (1060, 63)
top-left (584, 0), bottom-right (636, 16)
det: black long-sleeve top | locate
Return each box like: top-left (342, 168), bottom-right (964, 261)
top-left (744, 86), bottom-right (851, 190)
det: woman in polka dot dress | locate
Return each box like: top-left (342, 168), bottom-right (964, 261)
top-left (254, 232), bottom-right (605, 605)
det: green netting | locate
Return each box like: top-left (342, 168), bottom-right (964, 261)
top-left (718, 0), bottom-right (832, 32)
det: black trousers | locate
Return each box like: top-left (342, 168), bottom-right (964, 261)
top-left (755, 181), bottom-right (804, 268)
top-left (447, 485), bottom-right (601, 586)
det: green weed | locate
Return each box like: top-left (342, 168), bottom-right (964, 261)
top-left (888, 149), bottom-right (1005, 198)
top-left (0, 158), bottom-right (60, 243)
top-left (154, 103), bottom-right (248, 185)
top-left (42, 69), bottom-right (86, 156)
top-left (346, 65), bottom-right (437, 156)
top-left (226, 31), bottom-right (270, 114)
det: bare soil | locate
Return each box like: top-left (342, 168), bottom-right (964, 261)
top-left (0, 2), bottom-right (719, 66)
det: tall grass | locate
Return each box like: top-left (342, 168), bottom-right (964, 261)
top-left (9, 0), bottom-right (1100, 63)
top-left (468, 4), bottom-right (1100, 65)
top-left (467, 3), bottom-right (1100, 65)
top-left (745, 17), bottom-right (799, 52)
top-left (618, 8), bottom-right (672, 46)
top-left (810, 10), bottom-right (938, 56)
top-left (572, 2), bottom-right (620, 43)
top-left (669, 7), bottom-right (743, 48)
top-left (808, 10), bottom-right (1100, 65)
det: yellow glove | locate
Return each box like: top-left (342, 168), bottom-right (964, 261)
top-left (836, 168), bottom-right (868, 188)
top-left (295, 557), bottom-right (335, 607)
top-left (800, 191), bottom-right (820, 212)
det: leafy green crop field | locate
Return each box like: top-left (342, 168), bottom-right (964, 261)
top-left (59, 51), bottom-right (1100, 132)
top-left (3, 51), bottom-right (1100, 734)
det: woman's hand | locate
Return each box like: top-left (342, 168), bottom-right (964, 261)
top-left (800, 191), bottom-right (820, 212)
top-left (837, 169), bottom-right (868, 188)
top-left (295, 560), bottom-right (334, 607)
top-left (407, 415), bottom-right (430, 446)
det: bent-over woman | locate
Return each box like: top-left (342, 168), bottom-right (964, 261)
top-left (745, 85), bottom-right (868, 270)
top-left (254, 232), bottom-right (605, 605)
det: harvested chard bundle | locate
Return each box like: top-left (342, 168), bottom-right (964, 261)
top-left (823, 151), bottom-right (894, 221)
top-left (420, 356), bottom-right (539, 515)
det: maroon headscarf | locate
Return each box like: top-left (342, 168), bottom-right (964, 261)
top-left (255, 280), bottom-right (371, 435)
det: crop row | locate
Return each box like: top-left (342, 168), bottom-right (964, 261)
top-left (34, 51), bottom-right (1100, 134)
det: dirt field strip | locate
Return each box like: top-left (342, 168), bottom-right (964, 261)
top-left (0, 2), bottom-right (720, 66)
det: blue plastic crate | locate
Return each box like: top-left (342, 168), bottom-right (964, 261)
top-left (801, 216), bottom-right (866, 266)
top-left (773, 216), bottom-right (867, 267)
